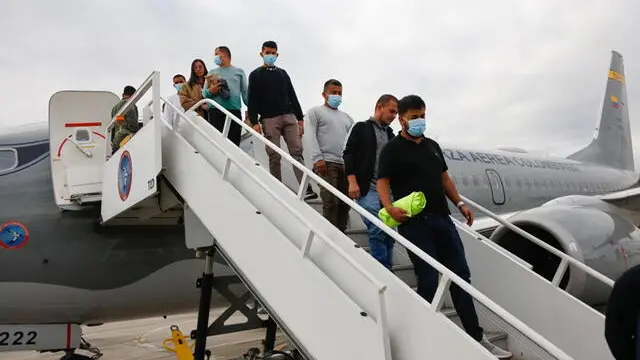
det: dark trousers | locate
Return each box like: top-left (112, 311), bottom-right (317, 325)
top-left (315, 162), bottom-right (349, 232)
top-left (207, 107), bottom-right (242, 146)
top-left (399, 214), bottom-right (484, 341)
top-left (606, 313), bottom-right (640, 360)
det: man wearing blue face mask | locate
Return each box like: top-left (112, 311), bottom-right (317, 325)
top-left (163, 74), bottom-right (186, 127)
top-left (202, 46), bottom-right (247, 146)
top-left (248, 40), bottom-right (317, 200)
top-left (376, 95), bottom-right (512, 359)
top-left (303, 79), bottom-right (355, 232)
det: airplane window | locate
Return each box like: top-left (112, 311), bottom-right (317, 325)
top-left (462, 175), bottom-right (470, 187)
top-left (0, 149), bottom-right (18, 172)
top-left (75, 129), bottom-right (91, 142)
top-left (482, 176), bottom-right (489, 188)
top-left (504, 177), bottom-right (512, 189)
top-left (516, 178), bottom-right (522, 188)
top-left (472, 175), bottom-right (481, 187)
top-left (524, 179), bottom-right (531, 189)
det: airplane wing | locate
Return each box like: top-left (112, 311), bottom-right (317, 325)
top-left (598, 186), bottom-right (640, 211)
top-left (458, 211), bottom-right (524, 237)
top-left (464, 185), bottom-right (640, 238)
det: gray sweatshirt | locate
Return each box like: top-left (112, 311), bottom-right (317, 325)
top-left (303, 105), bottom-right (355, 165)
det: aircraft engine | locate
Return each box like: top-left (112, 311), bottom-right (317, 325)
top-left (488, 196), bottom-right (640, 305)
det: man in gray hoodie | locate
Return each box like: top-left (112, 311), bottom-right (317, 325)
top-left (303, 79), bottom-right (354, 232)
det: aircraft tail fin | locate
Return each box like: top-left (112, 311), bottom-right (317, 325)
top-left (567, 50), bottom-right (634, 171)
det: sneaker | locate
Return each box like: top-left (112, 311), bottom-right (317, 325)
top-left (304, 187), bottom-right (318, 201)
top-left (480, 335), bottom-right (513, 359)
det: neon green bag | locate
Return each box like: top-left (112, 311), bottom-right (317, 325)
top-left (378, 191), bottom-right (427, 228)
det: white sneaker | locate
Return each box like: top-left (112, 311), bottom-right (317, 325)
top-left (480, 335), bottom-right (513, 359)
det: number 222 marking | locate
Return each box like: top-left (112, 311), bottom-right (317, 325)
top-left (0, 331), bottom-right (37, 346)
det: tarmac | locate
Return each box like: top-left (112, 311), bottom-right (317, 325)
top-left (2, 307), bottom-right (287, 360)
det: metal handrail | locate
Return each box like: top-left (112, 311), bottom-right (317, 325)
top-left (162, 97), bottom-right (392, 359)
top-left (166, 97), bottom-right (572, 359)
top-left (112, 69), bottom-right (571, 358)
top-left (105, 72), bottom-right (155, 132)
top-left (460, 195), bottom-right (615, 288)
top-left (162, 98), bottom-right (386, 290)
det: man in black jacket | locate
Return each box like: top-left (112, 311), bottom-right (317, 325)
top-left (376, 94), bottom-right (511, 359)
top-left (342, 94), bottom-right (398, 269)
top-left (247, 40), bottom-right (317, 200)
top-left (605, 263), bottom-right (640, 360)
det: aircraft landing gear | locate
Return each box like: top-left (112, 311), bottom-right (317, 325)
top-left (79, 337), bottom-right (103, 359)
top-left (58, 337), bottom-right (103, 360)
top-left (59, 352), bottom-right (92, 360)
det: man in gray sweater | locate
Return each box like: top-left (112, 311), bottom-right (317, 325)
top-left (303, 79), bottom-right (355, 232)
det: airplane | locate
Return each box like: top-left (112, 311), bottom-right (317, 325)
top-left (0, 49), bottom-right (637, 359)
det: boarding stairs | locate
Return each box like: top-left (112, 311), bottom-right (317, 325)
top-left (92, 72), bottom-right (616, 360)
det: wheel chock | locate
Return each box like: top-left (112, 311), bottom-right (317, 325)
top-left (162, 325), bottom-right (195, 360)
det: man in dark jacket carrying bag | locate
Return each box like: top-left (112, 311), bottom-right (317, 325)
top-left (342, 94), bottom-right (398, 269)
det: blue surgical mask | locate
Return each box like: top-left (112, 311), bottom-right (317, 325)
top-left (174, 83), bottom-right (184, 92)
top-left (214, 55), bottom-right (222, 66)
top-left (407, 118), bottom-right (426, 137)
top-left (263, 54), bottom-right (277, 66)
top-left (327, 94), bottom-right (342, 109)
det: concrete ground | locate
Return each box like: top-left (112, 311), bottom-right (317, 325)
top-left (2, 307), bottom-right (288, 360)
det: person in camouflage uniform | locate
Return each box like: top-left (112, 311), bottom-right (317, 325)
top-left (111, 85), bottom-right (139, 153)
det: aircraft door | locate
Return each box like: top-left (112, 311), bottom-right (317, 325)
top-left (485, 169), bottom-right (506, 205)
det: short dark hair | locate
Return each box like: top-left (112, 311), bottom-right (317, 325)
top-left (216, 46), bottom-right (231, 58)
top-left (323, 79), bottom-right (342, 91)
top-left (173, 74), bottom-right (185, 81)
top-left (375, 94), bottom-right (398, 108)
top-left (262, 40), bottom-right (278, 51)
top-left (123, 86), bottom-right (136, 96)
top-left (398, 95), bottom-right (426, 115)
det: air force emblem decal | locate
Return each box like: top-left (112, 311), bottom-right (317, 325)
top-left (118, 150), bottom-right (133, 201)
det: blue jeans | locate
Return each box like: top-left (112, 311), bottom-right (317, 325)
top-left (357, 188), bottom-right (395, 269)
top-left (398, 213), bottom-right (484, 341)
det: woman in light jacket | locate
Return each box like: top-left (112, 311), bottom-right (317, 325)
top-left (179, 59), bottom-right (209, 118)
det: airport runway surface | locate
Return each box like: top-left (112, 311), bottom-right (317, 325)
top-left (3, 307), bottom-right (286, 360)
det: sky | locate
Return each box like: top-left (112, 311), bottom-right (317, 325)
top-left (1, 0), bottom-right (639, 159)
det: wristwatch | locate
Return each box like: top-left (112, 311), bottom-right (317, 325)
top-left (456, 201), bottom-right (465, 208)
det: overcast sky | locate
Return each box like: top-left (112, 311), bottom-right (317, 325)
top-left (1, 0), bottom-right (639, 159)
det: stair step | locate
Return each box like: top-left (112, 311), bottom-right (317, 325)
top-left (344, 228), bottom-right (367, 235)
top-left (392, 264), bottom-right (414, 272)
top-left (441, 307), bottom-right (457, 318)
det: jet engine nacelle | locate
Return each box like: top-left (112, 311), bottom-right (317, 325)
top-left (489, 195), bottom-right (640, 305)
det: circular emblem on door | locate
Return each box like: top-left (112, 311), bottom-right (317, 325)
top-left (0, 221), bottom-right (30, 250)
top-left (118, 150), bottom-right (133, 201)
